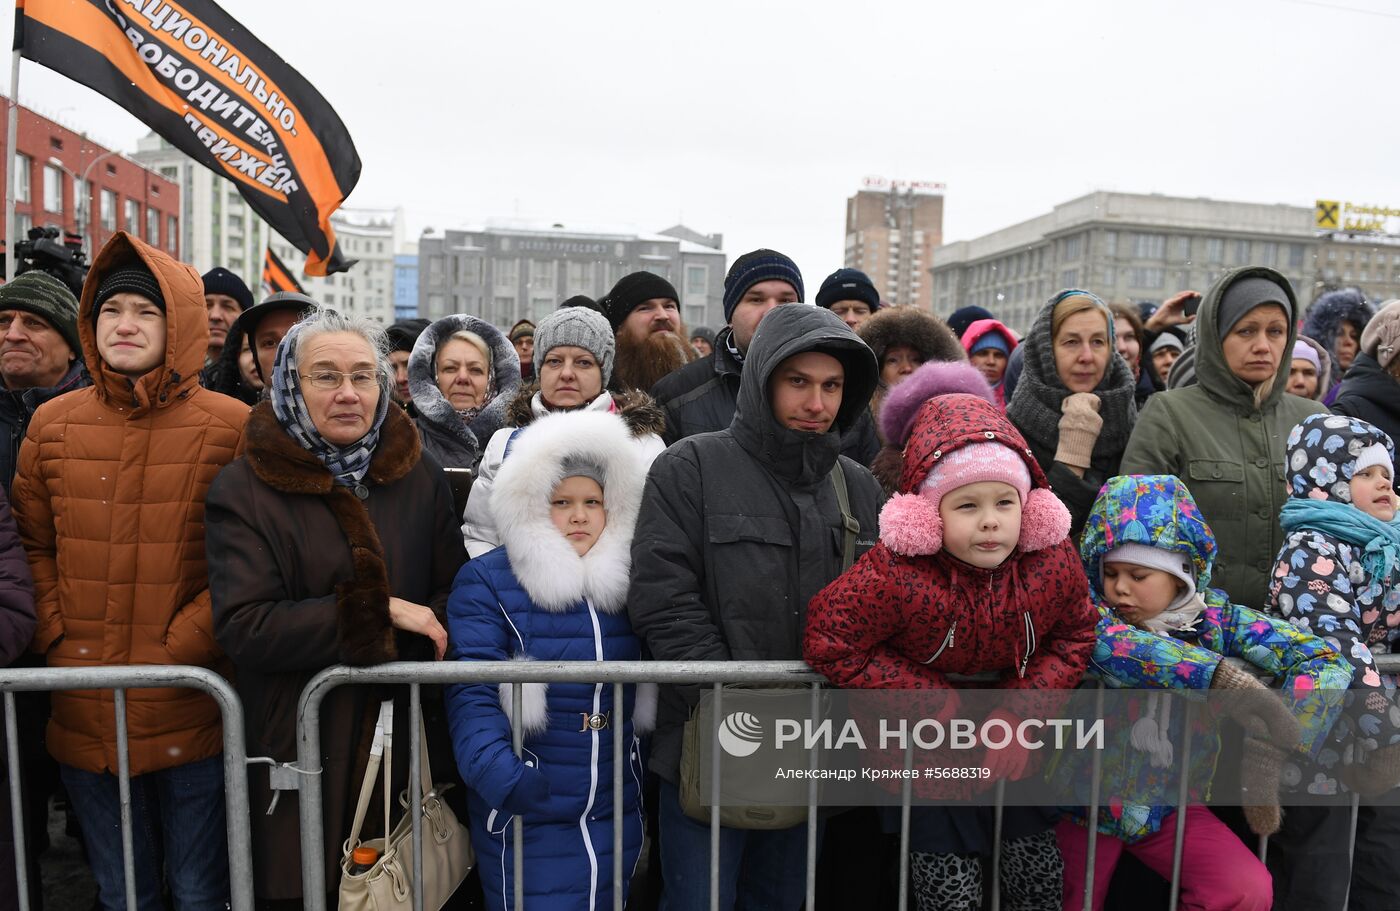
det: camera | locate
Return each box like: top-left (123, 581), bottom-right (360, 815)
top-left (6, 225), bottom-right (89, 297)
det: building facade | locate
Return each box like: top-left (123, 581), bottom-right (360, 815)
top-left (132, 131), bottom-right (262, 290)
top-left (930, 192), bottom-right (1326, 334)
top-left (844, 177), bottom-right (945, 310)
top-left (2, 105), bottom-right (180, 266)
top-left (269, 207), bottom-right (402, 325)
top-left (417, 219), bottom-right (726, 331)
top-left (394, 252), bottom-right (419, 320)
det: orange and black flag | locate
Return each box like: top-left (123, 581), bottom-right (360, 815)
top-left (16, 0), bottom-right (361, 276)
top-left (262, 247), bottom-right (303, 295)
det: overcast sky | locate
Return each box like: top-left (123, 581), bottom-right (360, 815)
top-left (6, 0), bottom-right (1400, 287)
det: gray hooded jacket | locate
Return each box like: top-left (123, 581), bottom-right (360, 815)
top-left (627, 305), bottom-right (885, 782)
top-left (407, 314), bottom-right (521, 471)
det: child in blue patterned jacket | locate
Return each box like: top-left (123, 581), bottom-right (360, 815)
top-left (1055, 474), bottom-right (1349, 911)
top-left (1265, 412), bottom-right (1400, 911)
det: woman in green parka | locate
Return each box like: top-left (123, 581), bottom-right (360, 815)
top-left (1120, 267), bottom-right (1327, 612)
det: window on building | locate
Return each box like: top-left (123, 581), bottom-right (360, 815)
top-left (1061, 235), bottom-right (1083, 261)
top-left (1344, 251), bottom-right (1353, 263)
top-left (1290, 245), bottom-right (1305, 269)
top-left (14, 213), bottom-right (32, 237)
top-left (1103, 231), bottom-right (1117, 257)
top-left (1131, 233), bottom-right (1167, 259)
top-left (1101, 266), bottom-right (1116, 287)
top-left (495, 258), bottom-right (519, 285)
top-left (1261, 242), bottom-right (1278, 267)
top-left (124, 199), bottom-right (139, 233)
top-left (528, 259), bottom-right (553, 288)
top-left (1206, 239), bottom-right (1224, 263)
top-left (1361, 271), bottom-right (1369, 283)
top-left (1129, 267), bottom-right (1166, 289)
top-left (1232, 240), bottom-right (1251, 264)
top-left (13, 154), bottom-right (30, 203)
top-left (43, 165), bottom-right (63, 213)
top-left (146, 208), bottom-right (158, 243)
top-left (167, 216), bottom-right (178, 254)
top-left (686, 265), bottom-right (708, 296)
top-left (100, 190), bottom-right (117, 230)
top-left (531, 297), bottom-right (553, 320)
top-left (1061, 269), bottom-right (1079, 288)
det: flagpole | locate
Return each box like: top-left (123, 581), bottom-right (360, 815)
top-left (5, 46), bottom-right (19, 282)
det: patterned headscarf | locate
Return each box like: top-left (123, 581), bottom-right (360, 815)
top-left (269, 320), bottom-right (390, 487)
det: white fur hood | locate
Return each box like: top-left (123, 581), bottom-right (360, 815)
top-left (491, 410), bottom-right (645, 612)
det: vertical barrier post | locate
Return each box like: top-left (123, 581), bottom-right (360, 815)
top-left (1343, 792), bottom-right (1361, 911)
top-left (1167, 697), bottom-right (1193, 910)
top-left (613, 681), bottom-right (624, 911)
top-left (5, 692), bottom-right (28, 911)
top-left (898, 740), bottom-right (913, 910)
top-left (989, 778), bottom-right (1006, 911)
top-left (410, 684), bottom-right (423, 911)
top-left (114, 689), bottom-right (138, 911)
top-left (805, 683), bottom-right (820, 910)
top-left (1082, 682), bottom-right (1106, 911)
top-left (512, 683), bottom-right (524, 909)
top-left (709, 682), bottom-right (722, 911)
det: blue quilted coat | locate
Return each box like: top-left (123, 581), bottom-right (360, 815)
top-left (1056, 474), bottom-right (1349, 842)
top-left (443, 411), bottom-right (654, 910)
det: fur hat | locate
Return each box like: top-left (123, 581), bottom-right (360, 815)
top-left (857, 306), bottom-right (965, 372)
top-left (870, 361), bottom-right (996, 494)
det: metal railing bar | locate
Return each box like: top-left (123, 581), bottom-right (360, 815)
top-left (613, 681), bottom-right (624, 911)
top-left (1167, 699), bottom-right (1194, 910)
top-left (5, 691), bottom-right (29, 911)
top-left (114, 689), bottom-right (137, 911)
top-left (1082, 681), bottom-right (1107, 911)
top-left (709, 682), bottom-right (721, 911)
top-left (512, 682), bottom-right (524, 910)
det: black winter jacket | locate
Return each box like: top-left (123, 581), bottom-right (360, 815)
top-left (0, 362), bottom-right (89, 491)
top-left (628, 305), bottom-right (885, 782)
top-left (1332, 353), bottom-right (1400, 449)
top-left (651, 323), bottom-right (881, 466)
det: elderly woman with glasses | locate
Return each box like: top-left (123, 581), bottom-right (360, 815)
top-left (204, 306), bottom-right (468, 904)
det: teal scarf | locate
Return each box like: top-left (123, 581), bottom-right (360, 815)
top-left (1280, 498), bottom-right (1400, 583)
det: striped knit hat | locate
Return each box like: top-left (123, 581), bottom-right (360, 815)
top-left (0, 271), bottom-right (82, 355)
top-left (722, 249), bottom-right (803, 322)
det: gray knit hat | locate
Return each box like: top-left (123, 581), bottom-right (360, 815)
top-left (533, 306), bottom-right (615, 387)
top-left (559, 454), bottom-right (607, 489)
top-left (0, 271), bottom-right (82, 355)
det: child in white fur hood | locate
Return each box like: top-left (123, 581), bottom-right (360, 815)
top-left (443, 409), bottom-right (656, 911)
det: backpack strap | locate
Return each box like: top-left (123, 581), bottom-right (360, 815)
top-left (829, 463), bottom-right (860, 571)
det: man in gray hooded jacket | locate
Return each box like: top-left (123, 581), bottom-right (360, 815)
top-left (628, 304), bottom-right (884, 910)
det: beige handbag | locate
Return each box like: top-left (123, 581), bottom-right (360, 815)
top-left (339, 701), bottom-right (474, 911)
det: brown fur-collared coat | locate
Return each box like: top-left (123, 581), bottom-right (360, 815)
top-left (206, 399), bottom-right (466, 899)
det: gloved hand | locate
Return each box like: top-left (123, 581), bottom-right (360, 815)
top-left (1210, 661), bottom-right (1302, 750)
top-left (500, 764), bottom-right (552, 816)
top-left (1240, 737), bottom-right (1285, 836)
top-left (1341, 744), bottom-right (1400, 797)
top-left (1055, 393), bottom-right (1103, 472)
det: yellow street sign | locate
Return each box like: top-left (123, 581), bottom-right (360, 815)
top-left (1315, 200), bottom-right (1340, 230)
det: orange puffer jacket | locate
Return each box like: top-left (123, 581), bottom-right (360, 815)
top-left (12, 231), bottom-right (249, 775)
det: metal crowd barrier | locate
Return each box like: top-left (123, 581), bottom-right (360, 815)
top-left (0, 664), bottom-right (255, 911)
top-left (5, 655), bottom-right (1397, 911)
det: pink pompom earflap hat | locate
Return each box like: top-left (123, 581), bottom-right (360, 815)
top-left (878, 393), bottom-right (1070, 556)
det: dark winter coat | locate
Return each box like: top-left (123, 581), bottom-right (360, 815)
top-left (1332, 353), bottom-right (1400, 448)
top-left (1301, 288), bottom-right (1376, 405)
top-left (628, 305), bottom-right (885, 783)
top-left (1121, 267), bottom-right (1328, 612)
top-left (650, 321), bottom-right (882, 465)
top-left (407, 314), bottom-right (521, 471)
top-left (206, 401), bottom-right (466, 899)
top-left (0, 361), bottom-right (88, 491)
top-left (0, 486), bottom-right (34, 667)
top-left (446, 410), bottom-right (652, 910)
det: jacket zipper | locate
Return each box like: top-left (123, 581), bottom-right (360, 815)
top-left (1019, 612), bottom-right (1037, 678)
top-left (923, 622), bottom-right (956, 665)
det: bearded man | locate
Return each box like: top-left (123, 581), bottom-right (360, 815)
top-left (601, 272), bottom-right (696, 392)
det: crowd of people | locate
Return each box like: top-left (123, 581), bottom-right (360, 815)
top-left (0, 228), bottom-right (1399, 911)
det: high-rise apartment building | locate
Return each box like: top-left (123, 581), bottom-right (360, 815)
top-left (843, 177), bottom-right (945, 310)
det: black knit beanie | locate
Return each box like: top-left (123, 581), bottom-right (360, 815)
top-left (93, 265), bottom-right (165, 322)
top-left (201, 267), bottom-right (254, 312)
top-left (600, 272), bottom-right (679, 330)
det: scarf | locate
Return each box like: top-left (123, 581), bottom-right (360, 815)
top-left (269, 320), bottom-right (390, 487)
top-left (454, 368), bottom-right (498, 426)
top-left (1006, 291), bottom-right (1137, 462)
top-left (1281, 498), bottom-right (1400, 583)
top-left (724, 332), bottom-right (746, 366)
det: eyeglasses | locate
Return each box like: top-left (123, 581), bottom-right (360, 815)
top-left (300, 370), bottom-right (383, 391)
